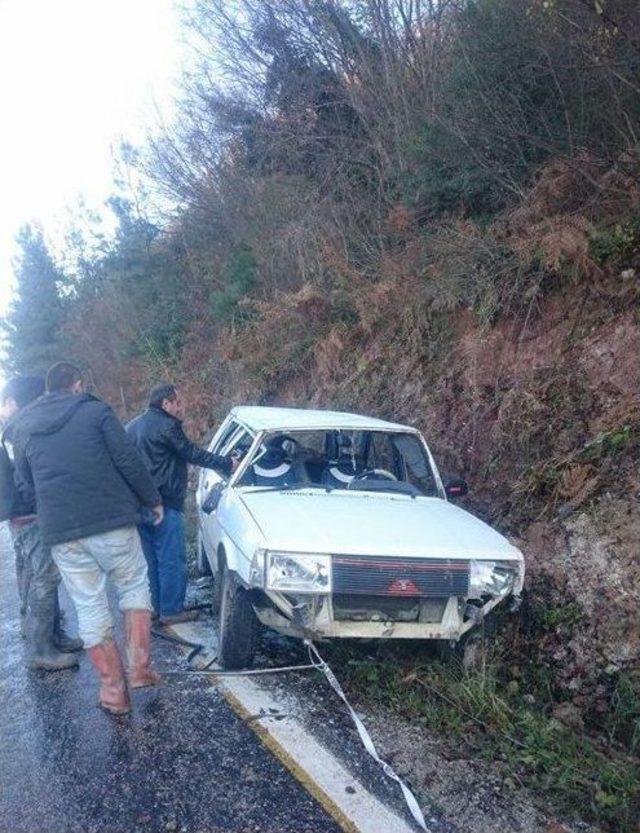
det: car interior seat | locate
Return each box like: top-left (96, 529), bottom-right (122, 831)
top-left (322, 433), bottom-right (360, 488)
top-left (249, 435), bottom-right (296, 487)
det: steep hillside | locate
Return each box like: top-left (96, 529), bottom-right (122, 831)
top-left (158, 153), bottom-right (640, 829)
top-left (185, 156), bottom-right (640, 728)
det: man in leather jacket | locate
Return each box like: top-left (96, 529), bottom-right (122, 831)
top-left (126, 384), bottom-right (233, 624)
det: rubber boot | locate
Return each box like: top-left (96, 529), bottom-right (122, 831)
top-left (27, 587), bottom-right (79, 672)
top-left (88, 638), bottom-right (131, 714)
top-left (124, 609), bottom-right (161, 689)
top-left (53, 594), bottom-right (84, 653)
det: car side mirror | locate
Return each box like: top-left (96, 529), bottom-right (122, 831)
top-left (202, 482), bottom-right (224, 514)
top-left (445, 478), bottom-right (468, 499)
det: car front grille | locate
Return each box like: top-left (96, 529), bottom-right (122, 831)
top-left (332, 555), bottom-right (469, 598)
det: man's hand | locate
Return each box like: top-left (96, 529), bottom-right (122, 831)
top-left (151, 504), bottom-right (164, 526)
top-left (231, 455), bottom-right (241, 473)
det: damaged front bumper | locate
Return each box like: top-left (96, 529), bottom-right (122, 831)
top-left (253, 590), bottom-right (518, 642)
top-left (248, 549), bottom-right (524, 642)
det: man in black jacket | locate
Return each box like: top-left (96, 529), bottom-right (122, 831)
top-left (1, 375), bottom-right (81, 670)
top-left (127, 384), bottom-right (233, 624)
top-left (13, 362), bottom-right (164, 714)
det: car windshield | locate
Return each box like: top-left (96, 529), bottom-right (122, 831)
top-left (236, 429), bottom-right (439, 497)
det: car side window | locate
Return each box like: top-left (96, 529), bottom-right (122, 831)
top-left (226, 428), bottom-right (254, 460)
top-left (392, 434), bottom-right (438, 496)
top-left (212, 421), bottom-right (241, 455)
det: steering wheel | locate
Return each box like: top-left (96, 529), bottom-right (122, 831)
top-left (352, 468), bottom-right (398, 483)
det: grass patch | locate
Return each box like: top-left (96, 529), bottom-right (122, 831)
top-left (323, 640), bottom-right (640, 832)
top-left (589, 220), bottom-right (640, 269)
top-left (604, 671), bottom-right (640, 755)
top-left (537, 602), bottom-right (583, 631)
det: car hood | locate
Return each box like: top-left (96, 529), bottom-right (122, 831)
top-left (237, 489), bottom-right (521, 561)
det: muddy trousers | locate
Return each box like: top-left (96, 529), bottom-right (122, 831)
top-left (51, 526), bottom-right (152, 648)
top-left (10, 520), bottom-right (60, 658)
top-left (9, 520), bottom-right (36, 619)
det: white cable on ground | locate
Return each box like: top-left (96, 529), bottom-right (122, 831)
top-left (163, 663), bottom-right (317, 677)
top-left (165, 638), bottom-right (430, 830)
top-left (306, 640), bottom-right (430, 833)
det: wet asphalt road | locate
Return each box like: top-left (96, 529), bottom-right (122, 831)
top-left (0, 530), bottom-right (343, 833)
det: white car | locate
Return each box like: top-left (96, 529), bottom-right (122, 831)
top-left (197, 406), bottom-right (524, 669)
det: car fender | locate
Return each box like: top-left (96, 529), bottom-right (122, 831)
top-left (216, 492), bottom-right (266, 586)
top-left (217, 532), bottom-right (252, 585)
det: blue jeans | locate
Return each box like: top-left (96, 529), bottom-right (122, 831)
top-left (138, 508), bottom-right (186, 617)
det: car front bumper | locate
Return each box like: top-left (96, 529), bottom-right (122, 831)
top-left (254, 591), bottom-right (513, 642)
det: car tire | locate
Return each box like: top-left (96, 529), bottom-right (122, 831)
top-left (196, 532), bottom-right (212, 577)
top-left (439, 612), bottom-right (497, 672)
top-left (217, 565), bottom-right (258, 670)
top-left (211, 553), bottom-right (223, 616)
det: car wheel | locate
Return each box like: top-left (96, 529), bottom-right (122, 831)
top-left (196, 532), bottom-right (212, 577)
top-left (439, 613), bottom-right (497, 672)
top-left (211, 551), bottom-right (223, 616)
top-left (459, 631), bottom-right (485, 672)
top-left (217, 565), bottom-right (258, 670)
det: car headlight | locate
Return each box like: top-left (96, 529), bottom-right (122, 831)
top-left (265, 551), bottom-right (332, 594)
top-left (468, 560), bottom-right (517, 598)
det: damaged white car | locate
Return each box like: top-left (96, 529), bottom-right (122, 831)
top-left (197, 406), bottom-right (524, 669)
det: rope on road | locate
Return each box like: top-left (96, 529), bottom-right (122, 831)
top-left (158, 627), bottom-right (429, 831)
top-left (306, 640), bottom-right (430, 833)
top-left (162, 663), bottom-right (317, 677)
top-left (151, 627), bottom-right (205, 663)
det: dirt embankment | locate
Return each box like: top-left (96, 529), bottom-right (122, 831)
top-left (187, 157), bottom-right (640, 724)
top-left (294, 273), bottom-right (639, 714)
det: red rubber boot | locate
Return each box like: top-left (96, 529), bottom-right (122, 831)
top-left (124, 609), bottom-right (161, 689)
top-left (88, 638), bottom-right (131, 714)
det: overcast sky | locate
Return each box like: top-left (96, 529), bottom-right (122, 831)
top-left (0, 0), bottom-right (187, 317)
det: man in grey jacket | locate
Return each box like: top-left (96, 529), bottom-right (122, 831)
top-left (13, 362), bottom-right (164, 714)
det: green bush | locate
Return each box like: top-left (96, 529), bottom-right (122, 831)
top-left (210, 243), bottom-right (258, 324)
top-left (589, 220), bottom-right (640, 268)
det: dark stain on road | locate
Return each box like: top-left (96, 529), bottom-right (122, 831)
top-left (0, 534), bottom-right (343, 833)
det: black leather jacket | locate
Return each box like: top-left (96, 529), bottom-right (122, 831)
top-left (126, 406), bottom-right (232, 511)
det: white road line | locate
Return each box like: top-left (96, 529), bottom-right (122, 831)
top-left (169, 620), bottom-right (420, 833)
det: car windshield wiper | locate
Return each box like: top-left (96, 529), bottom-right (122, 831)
top-left (347, 481), bottom-right (421, 498)
top-left (243, 484), bottom-right (333, 494)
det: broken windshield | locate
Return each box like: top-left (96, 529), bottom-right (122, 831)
top-left (236, 429), bottom-right (439, 496)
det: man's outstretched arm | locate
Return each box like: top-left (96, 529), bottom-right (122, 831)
top-left (165, 420), bottom-right (233, 476)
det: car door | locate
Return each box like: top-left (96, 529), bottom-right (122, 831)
top-left (200, 423), bottom-right (255, 562)
top-left (198, 417), bottom-right (237, 556)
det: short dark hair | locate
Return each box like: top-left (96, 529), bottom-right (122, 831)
top-left (149, 384), bottom-right (177, 409)
top-left (1, 375), bottom-right (45, 409)
top-left (46, 362), bottom-right (82, 393)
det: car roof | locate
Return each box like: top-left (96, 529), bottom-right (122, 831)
top-left (229, 406), bottom-right (417, 433)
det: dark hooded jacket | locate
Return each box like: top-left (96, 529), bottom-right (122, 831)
top-left (126, 406), bottom-right (232, 511)
top-left (12, 393), bottom-right (160, 546)
top-left (0, 418), bottom-right (35, 522)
